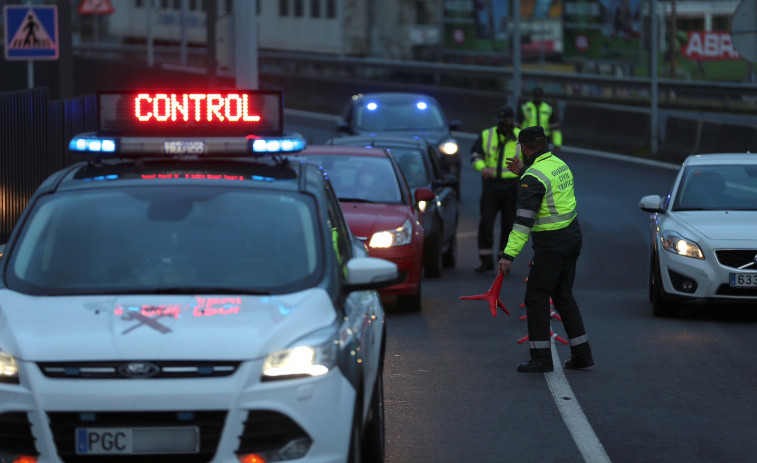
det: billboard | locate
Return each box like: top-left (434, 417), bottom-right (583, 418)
top-left (443, 0), bottom-right (511, 54)
top-left (563, 0), bottom-right (642, 64)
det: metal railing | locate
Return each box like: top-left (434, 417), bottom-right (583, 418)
top-left (71, 43), bottom-right (757, 115)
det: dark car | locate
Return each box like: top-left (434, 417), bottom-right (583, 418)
top-left (330, 135), bottom-right (459, 278)
top-left (335, 92), bottom-right (462, 194)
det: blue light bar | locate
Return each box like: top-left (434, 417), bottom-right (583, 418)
top-left (69, 134), bottom-right (117, 153)
top-left (249, 136), bottom-right (306, 154)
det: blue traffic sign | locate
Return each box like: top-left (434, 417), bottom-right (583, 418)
top-left (4, 5), bottom-right (59, 60)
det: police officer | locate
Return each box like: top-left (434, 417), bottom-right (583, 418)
top-left (470, 106), bottom-right (522, 273)
top-left (518, 87), bottom-right (563, 154)
top-left (499, 126), bottom-right (593, 373)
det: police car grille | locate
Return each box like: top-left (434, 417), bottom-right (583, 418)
top-left (0, 412), bottom-right (39, 456)
top-left (715, 250), bottom-right (757, 270)
top-left (47, 411), bottom-right (226, 463)
top-left (236, 410), bottom-right (310, 454)
top-left (37, 361), bottom-right (240, 379)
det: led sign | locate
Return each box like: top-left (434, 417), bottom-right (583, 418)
top-left (98, 90), bottom-right (283, 136)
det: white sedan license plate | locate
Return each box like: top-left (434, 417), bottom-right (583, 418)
top-left (76, 427), bottom-right (199, 455)
top-left (729, 273), bottom-right (757, 288)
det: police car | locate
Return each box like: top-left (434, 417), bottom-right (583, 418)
top-left (0, 90), bottom-right (396, 462)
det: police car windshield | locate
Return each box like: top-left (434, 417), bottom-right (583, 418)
top-left (5, 186), bottom-right (322, 295)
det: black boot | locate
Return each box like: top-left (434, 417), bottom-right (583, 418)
top-left (517, 348), bottom-right (553, 373)
top-left (565, 342), bottom-right (594, 370)
top-left (474, 260), bottom-right (494, 273)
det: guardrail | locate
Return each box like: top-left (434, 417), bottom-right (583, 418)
top-left (71, 43), bottom-right (757, 114)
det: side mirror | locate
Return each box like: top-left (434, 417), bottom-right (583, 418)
top-left (639, 195), bottom-right (664, 213)
top-left (344, 257), bottom-right (400, 292)
top-left (414, 187), bottom-right (435, 203)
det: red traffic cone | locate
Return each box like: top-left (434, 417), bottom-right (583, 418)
top-left (459, 272), bottom-right (511, 317)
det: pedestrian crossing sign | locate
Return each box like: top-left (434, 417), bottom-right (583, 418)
top-left (4, 5), bottom-right (59, 60)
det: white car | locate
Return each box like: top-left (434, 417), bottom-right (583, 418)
top-left (639, 153), bottom-right (757, 316)
top-left (0, 90), bottom-right (396, 463)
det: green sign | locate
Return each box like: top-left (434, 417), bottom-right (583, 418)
top-left (563, 0), bottom-right (642, 64)
top-left (443, 0), bottom-right (511, 54)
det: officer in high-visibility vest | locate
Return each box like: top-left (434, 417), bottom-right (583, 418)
top-left (470, 106), bottom-right (522, 273)
top-left (499, 126), bottom-right (593, 373)
top-left (518, 87), bottom-right (563, 154)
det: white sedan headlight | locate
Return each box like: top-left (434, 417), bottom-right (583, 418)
top-left (662, 231), bottom-right (704, 259)
top-left (262, 340), bottom-right (337, 380)
top-left (0, 349), bottom-right (19, 383)
top-left (369, 219), bottom-right (413, 248)
top-left (439, 139), bottom-right (458, 155)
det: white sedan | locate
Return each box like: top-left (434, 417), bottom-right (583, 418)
top-left (639, 153), bottom-right (757, 316)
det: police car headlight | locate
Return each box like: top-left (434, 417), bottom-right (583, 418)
top-left (262, 340), bottom-right (337, 381)
top-left (662, 231), bottom-right (704, 260)
top-left (439, 139), bottom-right (458, 155)
top-left (369, 219), bottom-right (413, 248)
top-left (0, 349), bottom-right (19, 384)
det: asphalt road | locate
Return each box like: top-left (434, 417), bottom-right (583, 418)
top-left (285, 110), bottom-right (757, 463)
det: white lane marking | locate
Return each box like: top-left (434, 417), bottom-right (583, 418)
top-left (547, 343), bottom-right (612, 463)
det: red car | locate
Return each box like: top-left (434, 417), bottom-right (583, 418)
top-left (294, 145), bottom-right (435, 311)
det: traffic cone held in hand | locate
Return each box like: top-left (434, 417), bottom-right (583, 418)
top-left (459, 271), bottom-right (511, 317)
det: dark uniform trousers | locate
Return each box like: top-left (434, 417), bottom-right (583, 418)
top-left (524, 226), bottom-right (587, 346)
top-left (478, 178), bottom-right (519, 264)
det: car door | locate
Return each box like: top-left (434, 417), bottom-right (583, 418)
top-left (426, 144), bottom-right (458, 247)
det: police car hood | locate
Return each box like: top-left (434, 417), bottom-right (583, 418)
top-left (675, 211), bottom-right (757, 240)
top-left (340, 202), bottom-right (412, 239)
top-left (0, 288), bottom-right (336, 362)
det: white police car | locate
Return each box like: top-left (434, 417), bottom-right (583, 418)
top-left (639, 152), bottom-right (757, 316)
top-left (0, 90), bottom-right (396, 462)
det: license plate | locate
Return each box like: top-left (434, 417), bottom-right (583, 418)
top-left (76, 427), bottom-right (199, 455)
top-left (729, 273), bottom-right (757, 288)
top-left (163, 140), bottom-right (206, 154)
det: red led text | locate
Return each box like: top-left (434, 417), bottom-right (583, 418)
top-left (135, 93), bottom-right (262, 123)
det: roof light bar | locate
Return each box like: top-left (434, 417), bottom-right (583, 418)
top-left (69, 134), bottom-right (117, 153)
top-left (249, 135), bottom-right (306, 154)
top-left (68, 132), bottom-right (306, 157)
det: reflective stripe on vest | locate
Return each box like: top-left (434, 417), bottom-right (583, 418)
top-left (522, 153), bottom-right (577, 231)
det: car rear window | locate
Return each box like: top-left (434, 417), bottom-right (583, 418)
top-left (355, 100), bottom-right (445, 131)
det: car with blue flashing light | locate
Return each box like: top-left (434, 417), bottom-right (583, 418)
top-left (639, 152), bottom-right (757, 317)
top-left (0, 90), bottom-right (395, 463)
top-left (335, 92), bottom-right (462, 196)
top-left (329, 135), bottom-right (459, 278)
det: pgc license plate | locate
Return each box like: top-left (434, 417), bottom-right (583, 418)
top-left (729, 273), bottom-right (757, 288)
top-left (76, 427), bottom-right (199, 455)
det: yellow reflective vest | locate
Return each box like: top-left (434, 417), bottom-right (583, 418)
top-left (503, 152), bottom-right (577, 258)
top-left (520, 101), bottom-right (563, 147)
top-left (471, 127), bottom-right (521, 180)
